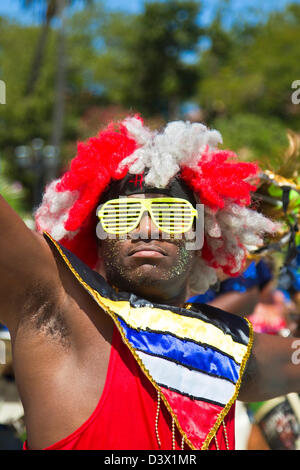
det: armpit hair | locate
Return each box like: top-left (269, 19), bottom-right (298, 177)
top-left (19, 280), bottom-right (71, 348)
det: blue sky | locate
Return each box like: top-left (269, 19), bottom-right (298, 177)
top-left (0, 0), bottom-right (299, 26)
top-left (1, 0), bottom-right (142, 23)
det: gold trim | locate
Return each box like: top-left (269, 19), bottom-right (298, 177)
top-left (44, 231), bottom-right (253, 451)
top-left (201, 318), bottom-right (254, 450)
top-left (262, 170), bottom-right (300, 191)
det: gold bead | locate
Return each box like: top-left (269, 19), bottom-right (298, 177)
top-left (155, 389), bottom-right (161, 447)
top-left (222, 420), bottom-right (230, 450)
top-left (172, 417), bottom-right (176, 450)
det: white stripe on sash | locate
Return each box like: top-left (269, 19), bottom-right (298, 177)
top-left (137, 350), bottom-right (236, 405)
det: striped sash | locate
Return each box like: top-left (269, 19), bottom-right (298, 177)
top-left (44, 232), bottom-right (253, 450)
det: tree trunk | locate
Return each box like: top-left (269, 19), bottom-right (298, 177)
top-left (24, 0), bottom-right (58, 96)
top-left (50, 0), bottom-right (67, 179)
top-left (25, 19), bottom-right (51, 96)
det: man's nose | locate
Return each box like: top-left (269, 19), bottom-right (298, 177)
top-left (131, 211), bottom-right (159, 239)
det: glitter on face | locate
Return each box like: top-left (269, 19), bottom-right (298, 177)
top-left (167, 242), bottom-right (194, 279)
top-left (99, 236), bottom-right (195, 304)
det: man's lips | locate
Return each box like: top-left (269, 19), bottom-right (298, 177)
top-left (128, 245), bottom-right (167, 258)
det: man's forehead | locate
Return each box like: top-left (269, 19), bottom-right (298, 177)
top-left (100, 172), bottom-right (197, 206)
top-left (121, 193), bottom-right (170, 199)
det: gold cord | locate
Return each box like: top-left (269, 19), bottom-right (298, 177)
top-left (213, 420), bottom-right (230, 450)
top-left (172, 416), bottom-right (176, 449)
top-left (155, 389), bottom-right (161, 448)
top-left (222, 420), bottom-right (230, 450)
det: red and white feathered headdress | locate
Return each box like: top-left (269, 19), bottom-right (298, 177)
top-left (35, 115), bottom-right (276, 294)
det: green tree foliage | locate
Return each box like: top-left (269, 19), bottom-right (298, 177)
top-left (93, 0), bottom-right (203, 119)
top-left (1, 0), bottom-right (300, 206)
top-left (0, 12), bottom-right (99, 206)
top-left (0, 17), bottom-right (56, 147)
top-left (0, 157), bottom-right (28, 217)
top-left (196, 3), bottom-right (300, 167)
top-left (20, 0), bottom-right (93, 95)
top-left (0, 176), bottom-right (27, 216)
top-left (214, 113), bottom-right (288, 169)
top-left (199, 4), bottom-right (300, 122)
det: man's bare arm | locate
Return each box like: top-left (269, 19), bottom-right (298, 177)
top-left (0, 194), bottom-right (62, 333)
top-left (208, 286), bottom-right (260, 317)
top-left (239, 332), bottom-right (300, 402)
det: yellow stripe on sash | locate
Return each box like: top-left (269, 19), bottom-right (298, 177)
top-left (44, 231), bottom-right (247, 365)
top-left (96, 295), bottom-right (247, 365)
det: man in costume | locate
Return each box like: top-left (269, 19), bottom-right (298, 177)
top-left (1, 116), bottom-right (300, 450)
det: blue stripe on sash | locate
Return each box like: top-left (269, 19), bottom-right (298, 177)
top-left (118, 317), bottom-right (240, 383)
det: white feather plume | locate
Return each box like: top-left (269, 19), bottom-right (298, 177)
top-left (118, 117), bottom-right (222, 188)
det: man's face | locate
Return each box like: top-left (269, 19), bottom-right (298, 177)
top-left (97, 193), bottom-right (198, 305)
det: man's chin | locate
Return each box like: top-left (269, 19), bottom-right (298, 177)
top-left (123, 266), bottom-right (165, 288)
top-left (109, 265), bottom-right (172, 295)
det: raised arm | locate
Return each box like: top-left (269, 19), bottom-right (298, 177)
top-left (208, 286), bottom-right (260, 317)
top-left (239, 332), bottom-right (300, 402)
top-left (0, 194), bottom-right (61, 334)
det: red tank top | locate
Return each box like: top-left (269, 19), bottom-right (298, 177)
top-left (24, 327), bottom-right (235, 450)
